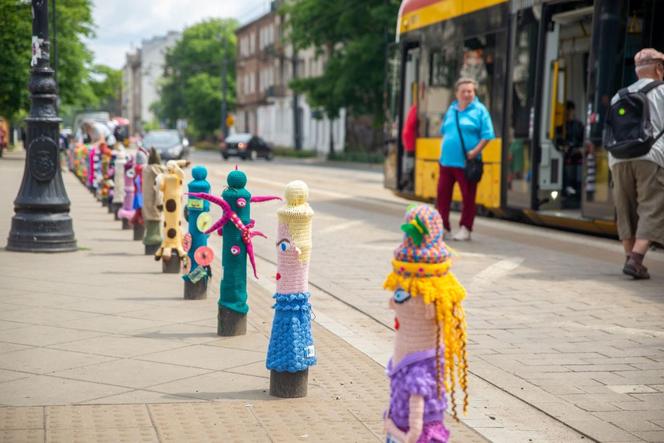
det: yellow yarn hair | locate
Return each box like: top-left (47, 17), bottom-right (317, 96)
top-left (384, 261), bottom-right (469, 419)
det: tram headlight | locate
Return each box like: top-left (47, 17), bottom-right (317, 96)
top-left (550, 191), bottom-right (559, 200)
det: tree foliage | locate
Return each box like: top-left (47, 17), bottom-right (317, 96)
top-left (154, 18), bottom-right (237, 140)
top-left (89, 64), bottom-right (122, 116)
top-left (0, 0), bottom-right (32, 121)
top-left (0, 0), bottom-right (99, 123)
top-left (283, 0), bottom-right (400, 124)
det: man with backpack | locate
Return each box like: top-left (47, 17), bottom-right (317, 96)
top-left (605, 48), bottom-right (664, 280)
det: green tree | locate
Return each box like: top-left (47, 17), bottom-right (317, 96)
top-left (154, 18), bottom-right (237, 140)
top-left (89, 64), bottom-right (122, 116)
top-left (0, 0), bottom-right (96, 122)
top-left (53, 0), bottom-right (96, 109)
top-left (0, 0), bottom-right (31, 121)
top-left (284, 0), bottom-right (400, 150)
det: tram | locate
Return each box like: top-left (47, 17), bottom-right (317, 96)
top-left (384, 0), bottom-right (664, 235)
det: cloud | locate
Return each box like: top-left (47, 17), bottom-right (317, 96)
top-left (87, 0), bottom-right (271, 68)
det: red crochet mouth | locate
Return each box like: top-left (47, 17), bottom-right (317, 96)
top-left (276, 272), bottom-right (281, 281)
top-left (394, 317), bottom-right (399, 330)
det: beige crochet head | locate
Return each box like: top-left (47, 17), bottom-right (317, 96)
top-left (277, 180), bottom-right (313, 263)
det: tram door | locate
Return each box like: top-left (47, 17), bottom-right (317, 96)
top-left (385, 42), bottom-right (420, 192)
top-left (536, 3), bottom-right (593, 213)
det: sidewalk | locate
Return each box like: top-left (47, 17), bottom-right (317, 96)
top-left (0, 152), bottom-right (485, 442)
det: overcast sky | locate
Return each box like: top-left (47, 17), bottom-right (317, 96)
top-left (86, 0), bottom-right (272, 69)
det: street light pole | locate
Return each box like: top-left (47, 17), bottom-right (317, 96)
top-left (6, 0), bottom-right (76, 252)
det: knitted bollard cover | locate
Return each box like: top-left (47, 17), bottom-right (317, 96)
top-left (383, 205), bottom-right (468, 443)
top-left (117, 155), bottom-right (136, 221)
top-left (266, 180), bottom-right (316, 372)
top-left (142, 149), bottom-right (165, 247)
top-left (183, 166), bottom-right (212, 283)
top-left (155, 160), bottom-right (189, 261)
top-left (113, 147), bottom-right (127, 205)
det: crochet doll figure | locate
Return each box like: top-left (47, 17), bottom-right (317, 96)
top-left (383, 205), bottom-right (468, 443)
top-left (266, 180), bottom-right (316, 397)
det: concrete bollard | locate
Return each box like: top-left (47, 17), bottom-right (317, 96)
top-left (266, 181), bottom-right (315, 398)
top-left (188, 168), bottom-right (280, 336)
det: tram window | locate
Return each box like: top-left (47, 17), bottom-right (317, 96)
top-left (430, 49), bottom-right (457, 87)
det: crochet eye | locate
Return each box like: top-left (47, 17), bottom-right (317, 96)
top-left (230, 245), bottom-right (241, 255)
top-left (126, 169), bottom-right (135, 178)
top-left (277, 239), bottom-right (290, 252)
top-left (237, 198), bottom-right (247, 207)
top-left (393, 289), bottom-right (411, 304)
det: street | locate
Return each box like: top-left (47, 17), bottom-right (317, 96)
top-left (2, 149), bottom-right (662, 442)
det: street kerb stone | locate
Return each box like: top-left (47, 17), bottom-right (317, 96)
top-left (0, 407), bottom-right (43, 430)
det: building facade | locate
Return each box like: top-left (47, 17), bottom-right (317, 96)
top-left (121, 31), bottom-right (180, 135)
top-left (235, 8), bottom-right (344, 153)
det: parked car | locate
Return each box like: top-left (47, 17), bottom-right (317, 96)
top-left (220, 133), bottom-right (273, 161)
top-left (141, 130), bottom-right (189, 161)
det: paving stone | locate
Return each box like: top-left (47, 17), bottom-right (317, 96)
top-left (0, 429), bottom-right (44, 443)
top-left (0, 407), bottom-right (43, 430)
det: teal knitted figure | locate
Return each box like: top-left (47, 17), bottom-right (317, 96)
top-left (188, 168), bottom-right (280, 336)
top-left (182, 166), bottom-right (212, 300)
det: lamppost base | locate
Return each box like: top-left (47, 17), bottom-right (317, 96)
top-left (133, 224), bottom-right (145, 241)
top-left (184, 279), bottom-right (207, 300)
top-left (162, 252), bottom-right (181, 273)
top-left (269, 369), bottom-right (308, 398)
top-left (218, 307), bottom-right (247, 336)
top-left (121, 218), bottom-right (131, 230)
top-left (7, 211), bottom-right (77, 252)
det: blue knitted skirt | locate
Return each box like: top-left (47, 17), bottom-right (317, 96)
top-left (266, 292), bottom-right (316, 372)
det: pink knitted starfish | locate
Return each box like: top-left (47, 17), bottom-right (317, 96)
top-left (187, 192), bottom-right (280, 278)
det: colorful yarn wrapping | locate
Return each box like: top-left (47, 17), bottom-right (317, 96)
top-left (266, 292), bottom-right (316, 372)
top-left (183, 165), bottom-right (211, 283)
top-left (384, 204), bottom-right (469, 419)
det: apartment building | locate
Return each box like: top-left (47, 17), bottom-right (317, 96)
top-left (235, 6), bottom-right (344, 153)
top-left (121, 31), bottom-right (180, 135)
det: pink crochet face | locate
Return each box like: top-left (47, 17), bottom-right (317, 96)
top-left (275, 223), bottom-right (308, 294)
top-left (390, 294), bottom-right (429, 335)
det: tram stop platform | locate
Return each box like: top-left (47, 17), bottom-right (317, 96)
top-left (0, 152), bottom-right (486, 441)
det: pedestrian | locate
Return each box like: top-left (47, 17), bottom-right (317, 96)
top-left (436, 78), bottom-right (495, 241)
top-left (556, 101), bottom-right (584, 205)
top-left (606, 48), bottom-right (664, 279)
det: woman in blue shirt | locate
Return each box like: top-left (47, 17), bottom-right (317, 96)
top-left (437, 78), bottom-right (495, 241)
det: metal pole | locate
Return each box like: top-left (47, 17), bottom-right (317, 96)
top-left (6, 0), bottom-right (76, 252)
top-left (221, 37), bottom-right (228, 139)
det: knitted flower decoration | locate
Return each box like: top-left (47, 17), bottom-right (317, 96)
top-left (384, 204), bottom-right (469, 418)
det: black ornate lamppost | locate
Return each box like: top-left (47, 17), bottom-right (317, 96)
top-left (6, 0), bottom-right (76, 252)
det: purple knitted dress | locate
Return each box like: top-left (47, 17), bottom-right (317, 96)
top-left (386, 349), bottom-right (449, 443)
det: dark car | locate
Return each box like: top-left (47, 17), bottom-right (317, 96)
top-left (142, 130), bottom-right (189, 161)
top-left (220, 133), bottom-right (273, 161)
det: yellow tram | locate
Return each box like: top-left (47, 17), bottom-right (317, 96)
top-left (384, 0), bottom-right (664, 235)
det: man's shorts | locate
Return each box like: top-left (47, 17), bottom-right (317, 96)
top-left (611, 160), bottom-right (664, 244)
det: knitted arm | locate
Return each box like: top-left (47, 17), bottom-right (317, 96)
top-left (405, 395), bottom-right (425, 443)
